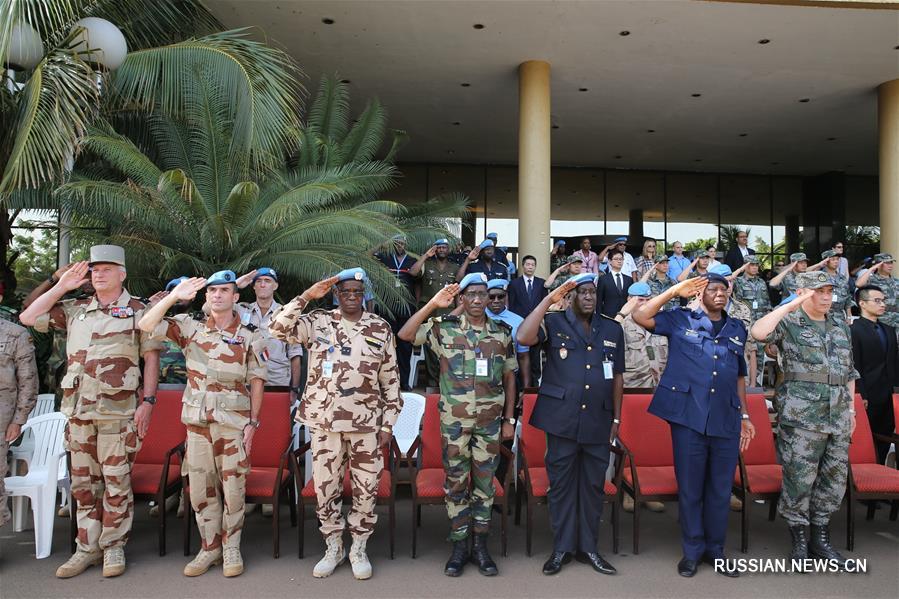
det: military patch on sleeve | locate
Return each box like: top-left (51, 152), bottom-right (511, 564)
top-left (364, 336), bottom-right (384, 349)
top-left (439, 315), bottom-right (460, 323)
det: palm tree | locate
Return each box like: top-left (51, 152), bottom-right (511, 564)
top-left (56, 76), bottom-right (467, 312)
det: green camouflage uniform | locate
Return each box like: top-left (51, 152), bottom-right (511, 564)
top-left (734, 274), bottom-right (772, 380)
top-left (778, 272), bottom-right (801, 298)
top-left (866, 273), bottom-right (899, 329)
top-left (159, 339), bottom-right (187, 384)
top-left (417, 258), bottom-right (458, 385)
top-left (412, 314), bottom-right (517, 541)
top-left (0, 304), bottom-right (18, 323)
top-left (647, 273), bottom-right (679, 311)
top-left (763, 276), bottom-right (858, 527)
top-left (826, 272), bottom-right (855, 325)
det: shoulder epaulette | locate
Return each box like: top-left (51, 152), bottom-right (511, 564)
top-left (191, 311), bottom-right (206, 322)
top-left (437, 314), bottom-right (460, 323)
top-left (494, 320), bottom-right (513, 332)
top-left (242, 322), bottom-right (258, 332)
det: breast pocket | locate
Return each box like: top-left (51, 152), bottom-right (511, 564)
top-left (679, 333), bottom-right (704, 358)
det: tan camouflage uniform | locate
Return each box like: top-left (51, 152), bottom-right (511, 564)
top-left (33, 290), bottom-right (161, 550)
top-left (728, 298), bottom-right (758, 382)
top-left (237, 301), bottom-right (302, 387)
top-left (0, 320), bottom-right (39, 526)
top-left (621, 314), bottom-right (668, 388)
top-left (153, 312), bottom-right (267, 551)
top-left (269, 301), bottom-right (402, 540)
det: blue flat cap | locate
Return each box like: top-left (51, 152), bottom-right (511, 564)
top-left (165, 277), bottom-right (187, 292)
top-left (206, 270), bottom-right (237, 287)
top-left (614, 236), bottom-right (628, 242)
top-left (478, 239), bottom-right (495, 249)
top-left (571, 273), bottom-right (598, 287)
top-left (709, 264), bottom-right (732, 277)
top-left (434, 238), bottom-right (449, 246)
top-left (487, 232), bottom-right (498, 239)
top-left (336, 267), bottom-right (367, 283)
top-left (254, 267), bottom-right (278, 282)
top-left (487, 279), bottom-right (509, 291)
top-left (628, 282), bottom-right (652, 297)
top-left (459, 272), bottom-right (489, 291)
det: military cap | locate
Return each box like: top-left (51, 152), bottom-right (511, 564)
top-left (706, 272), bottom-right (729, 286)
top-left (459, 272), bottom-right (489, 291)
top-left (434, 238), bottom-right (449, 246)
top-left (478, 239), bottom-right (495, 250)
top-left (567, 255), bottom-right (584, 264)
top-left (821, 249), bottom-right (837, 260)
top-left (654, 254), bottom-right (669, 263)
top-left (165, 276), bottom-right (187, 292)
top-left (206, 270), bottom-right (237, 287)
top-left (709, 264), bottom-right (732, 277)
top-left (487, 279), bottom-right (509, 291)
top-left (627, 282), bottom-right (652, 297)
top-left (335, 267), bottom-right (367, 283)
top-left (392, 234), bottom-right (406, 242)
top-left (796, 271), bottom-right (832, 289)
top-left (696, 250), bottom-right (710, 259)
top-left (789, 252), bottom-right (808, 263)
top-left (874, 252), bottom-right (895, 263)
top-left (486, 232), bottom-right (498, 240)
top-left (89, 244), bottom-right (126, 267)
top-left (253, 267), bottom-right (278, 282)
top-left (744, 255), bottom-right (760, 265)
top-left (556, 239), bottom-right (566, 246)
top-left (613, 236), bottom-right (628, 243)
top-left (570, 273), bottom-right (598, 287)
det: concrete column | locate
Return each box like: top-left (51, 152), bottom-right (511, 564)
top-left (629, 209), bottom-right (645, 241)
top-left (879, 79), bottom-right (899, 257)
top-left (518, 60), bottom-right (551, 278)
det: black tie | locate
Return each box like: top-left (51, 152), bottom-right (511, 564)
top-left (526, 279), bottom-right (532, 296)
top-left (616, 273), bottom-right (623, 293)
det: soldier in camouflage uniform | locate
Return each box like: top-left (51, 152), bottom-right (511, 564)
top-left (410, 239), bottom-right (458, 386)
top-left (809, 250), bottom-right (854, 324)
top-left (676, 250), bottom-right (710, 281)
top-left (545, 256), bottom-right (585, 312)
top-left (751, 271), bottom-right (859, 565)
top-left (400, 272), bottom-right (517, 577)
top-left (19, 246), bottom-right (162, 578)
top-left (615, 282), bottom-right (668, 389)
top-left (157, 277), bottom-right (190, 385)
top-left (140, 271), bottom-right (267, 578)
top-left (0, 310), bottom-right (39, 527)
top-left (855, 252), bottom-right (899, 329)
top-left (645, 255), bottom-right (679, 311)
top-left (268, 268), bottom-right (402, 580)
top-left (733, 256), bottom-right (772, 382)
top-left (769, 252), bottom-right (808, 298)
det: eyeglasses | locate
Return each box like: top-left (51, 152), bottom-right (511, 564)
top-left (462, 291), bottom-right (488, 300)
top-left (337, 290), bottom-right (366, 298)
top-left (487, 293), bottom-right (507, 300)
top-left (863, 298), bottom-right (886, 304)
top-left (575, 288), bottom-right (597, 297)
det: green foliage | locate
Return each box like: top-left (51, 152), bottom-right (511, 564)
top-left (683, 237), bottom-right (717, 253)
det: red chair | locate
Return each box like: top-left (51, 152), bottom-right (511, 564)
top-left (845, 395), bottom-right (899, 550)
top-left (616, 394), bottom-right (678, 554)
top-left (295, 437), bottom-right (398, 559)
top-left (184, 391), bottom-right (297, 558)
top-left (514, 393), bottom-right (620, 556)
top-left (409, 394), bottom-right (512, 558)
top-left (733, 393), bottom-right (781, 553)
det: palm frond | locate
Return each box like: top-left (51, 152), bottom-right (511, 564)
top-left (307, 75), bottom-right (349, 141)
top-left (340, 97), bottom-right (387, 164)
top-left (79, 119), bottom-right (162, 186)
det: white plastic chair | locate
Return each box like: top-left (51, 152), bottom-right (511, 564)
top-left (9, 394), bottom-right (56, 473)
top-left (408, 345), bottom-right (426, 389)
top-left (395, 393), bottom-right (427, 457)
top-left (5, 412), bottom-right (67, 558)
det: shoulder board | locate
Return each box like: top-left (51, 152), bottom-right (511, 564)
top-left (191, 311), bottom-right (206, 322)
top-left (242, 322), bottom-right (258, 332)
top-left (494, 320), bottom-right (513, 331)
top-left (437, 315), bottom-right (460, 323)
top-left (307, 309), bottom-right (330, 318)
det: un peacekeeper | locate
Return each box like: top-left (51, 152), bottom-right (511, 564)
top-left (732, 256), bottom-right (772, 381)
top-left (644, 254), bottom-right (679, 311)
top-left (751, 271), bottom-right (858, 566)
top-left (457, 239), bottom-right (510, 283)
top-left (268, 268), bottom-right (402, 580)
top-left (769, 252), bottom-right (808, 298)
top-left (0, 306), bottom-right (39, 527)
top-left (517, 273), bottom-right (623, 576)
top-left (633, 274), bottom-right (756, 578)
top-left (139, 270), bottom-right (267, 578)
top-left (809, 250), bottom-right (854, 323)
top-left (855, 252), bottom-right (899, 329)
top-left (399, 273), bottom-right (517, 577)
top-left (410, 238), bottom-right (458, 385)
top-left (158, 277), bottom-right (190, 385)
top-left (19, 246), bottom-right (162, 578)
top-left (615, 282), bottom-right (668, 389)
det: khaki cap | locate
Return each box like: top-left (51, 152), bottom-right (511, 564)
top-left (89, 245), bottom-right (126, 267)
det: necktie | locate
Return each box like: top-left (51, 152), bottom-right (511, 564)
top-left (526, 278), bottom-right (532, 296)
top-left (616, 273), bottom-right (623, 293)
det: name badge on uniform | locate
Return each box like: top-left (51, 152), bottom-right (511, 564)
top-left (476, 358), bottom-right (489, 377)
top-left (603, 340), bottom-right (617, 348)
top-left (752, 300), bottom-right (758, 310)
top-left (684, 329), bottom-right (700, 337)
top-left (559, 348), bottom-right (568, 360)
top-left (322, 361), bottom-right (334, 378)
top-left (603, 359), bottom-right (614, 380)
top-left (395, 279), bottom-right (402, 288)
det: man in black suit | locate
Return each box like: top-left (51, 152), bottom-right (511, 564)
top-left (724, 230), bottom-right (756, 272)
top-left (597, 250), bottom-right (629, 318)
top-left (508, 255), bottom-right (547, 385)
top-left (851, 285), bottom-right (898, 464)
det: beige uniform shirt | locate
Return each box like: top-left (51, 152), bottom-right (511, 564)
top-left (0, 320), bottom-right (38, 425)
top-left (34, 290), bottom-right (161, 420)
top-left (237, 301), bottom-right (302, 386)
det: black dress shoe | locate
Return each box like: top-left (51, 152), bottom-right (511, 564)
top-left (678, 557), bottom-right (699, 577)
top-left (702, 553), bottom-right (740, 577)
top-left (542, 551), bottom-right (572, 575)
top-left (575, 552), bottom-right (617, 575)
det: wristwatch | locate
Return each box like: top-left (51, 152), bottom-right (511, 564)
top-left (741, 413), bottom-right (750, 420)
top-left (248, 419), bottom-right (261, 429)
top-left (380, 425), bottom-right (393, 433)
top-left (142, 395), bottom-right (157, 405)
top-left (504, 417), bottom-right (517, 425)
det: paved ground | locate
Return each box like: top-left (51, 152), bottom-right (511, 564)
top-left (2, 489), bottom-right (897, 599)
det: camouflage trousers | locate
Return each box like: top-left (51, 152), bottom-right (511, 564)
top-left (311, 429), bottom-right (382, 540)
top-left (0, 401), bottom-right (14, 527)
top-left (186, 423), bottom-right (249, 551)
top-left (440, 402), bottom-right (503, 541)
top-left (66, 418), bottom-right (141, 551)
top-left (777, 424), bottom-right (849, 527)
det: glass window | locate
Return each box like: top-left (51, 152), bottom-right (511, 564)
top-left (665, 173), bottom-right (719, 258)
top-left (720, 174), bottom-right (773, 268)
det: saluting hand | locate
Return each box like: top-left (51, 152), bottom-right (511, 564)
top-left (467, 246), bottom-right (481, 262)
top-left (425, 245), bottom-right (438, 259)
top-left (236, 270), bottom-right (258, 289)
top-left (57, 261), bottom-right (90, 291)
top-left (301, 275), bottom-right (341, 301)
top-left (172, 277), bottom-right (207, 302)
top-left (548, 279), bottom-right (577, 305)
top-left (670, 276), bottom-right (707, 299)
top-left (785, 288), bottom-right (815, 312)
top-left (429, 283), bottom-right (460, 309)
top-left (147, 290), bottom-right (168, 306)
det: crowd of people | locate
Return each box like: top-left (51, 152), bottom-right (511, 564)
top-left (0, 230), bottom-right (896, 583)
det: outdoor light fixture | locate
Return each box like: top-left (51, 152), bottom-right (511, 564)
top-left (5, 22), bottom-right (44, 70)
top-left (71, 17), bottom-right (128, 70)
top-left (799, 98), bottom-right (810, 103)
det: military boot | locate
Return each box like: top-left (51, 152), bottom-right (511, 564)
top-left (102, 546), bottom-right (126, 577)
top-left (788, 525), bottom-right (808, 560)
top-left (183, 548), bottom-right (223, 577)
top-left (55, 550), bottom-right (102, 578)
top-left (808, 524), bottom-right (847, 564)
top-left (444, 539), bottom-right (469, 577)
top-left (222, 546), bottom-right (244, 577)
top-left (349, 536), bottom-right (372, 580)
top-left (313, 535), bottom-right (346, 578)
top-left (470, 533), bottom-right (498, 576)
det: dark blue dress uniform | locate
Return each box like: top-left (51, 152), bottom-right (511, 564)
top-left (649, 308), bottom-right (747, 561)
top-left (531, 308), bottom-right (625, 554)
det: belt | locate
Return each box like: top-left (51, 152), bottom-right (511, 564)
top-left (782, 372), bottom-right (849, 385)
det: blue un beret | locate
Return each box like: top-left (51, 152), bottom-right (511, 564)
top-left (628, 282), bottom-right (651, 297)
top-left (487, 279), bottom-right (509, 291)
top-left (570, 273), bottom-right (598, 287)
top-left (614, 236), bottom-right (628, 243)
top-left (709, 264), bottom-right (733, 277)
top-left (336, 268), bottom-right (367, 283)
top-left (253, 267), bottom-right (278, 282)
top-left (487, 232), bottom-right (498, 239)
top-left (434, 238), bottom-right (449, 246)
top-left (165, 277), bottom-right (187, 292)
top-left (478, 239), bottom-right (495, 250)
top-left (206, 270), bottom-right (237, 287)
top-left (459, 272), bottom-right (488, 291)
